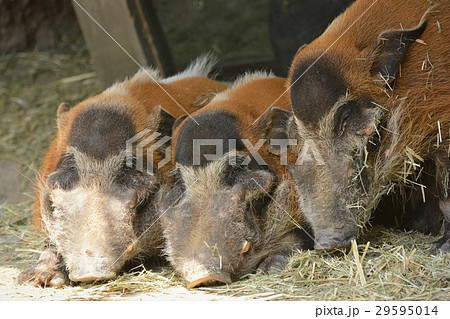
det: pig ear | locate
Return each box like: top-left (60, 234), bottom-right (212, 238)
top-left (56, 102), bottom-right (71, 130)
top-left (370, 20), bottom-right (426, 86)
top-left (154, 105), bottom-right (175, 137)
top-left (57, 102), bottom-right (71, 116)
top-left (235, 169), bottom-right (274, 195)
top-left (256, 107), bottom-right (292, 155)
top-left (172, 114), bottom-right (188, 133)
top-left (334, 99), bottom-right (379, 138)
top-left (191, 92), bottom-right (216, 109)
top-left (295, 43), bottom-right (308, 56)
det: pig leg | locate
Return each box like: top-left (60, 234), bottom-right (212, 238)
top-left (431, 150), bottom-right (450, 253)
top-left (403, 160), bottom-right (442, 235)
top-left (16, 245), bottom-right (70, 288)
top-left (430, 200), bottom-right (450, 253)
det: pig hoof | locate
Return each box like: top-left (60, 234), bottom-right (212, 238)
top-left (16, 266), bottom-right (70, 288)
top-left (16, 268), bottom-right (36, 285)
top-left (257, 254), bottom-right (289, 274)
top-left (35, 269), bottom-right (70, 288)
top-left (430, 236), bottom-right (450, 254)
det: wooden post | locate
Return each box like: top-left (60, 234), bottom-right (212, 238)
top-left (72, 0), bottom-right (174, 87)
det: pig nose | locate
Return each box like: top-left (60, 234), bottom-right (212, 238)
top-left (187, 273), bottom-right (232, 289)
top-left (182, 257), bottom-right (233, 288)
top-left (68, 258), bottom-right (117, 282)
top-left (313, 227), bottom-right (356, 250)
top-left (69, 270), bottom-right (116, 283)
top-left (70, 272), bottom-right (116, 282)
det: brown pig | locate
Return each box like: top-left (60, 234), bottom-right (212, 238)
top-left (17, 54), bottom-right (228, 287)
top-left (159, 73), bottom-right (313, 288)
top-left (286, 0), bottom-right (450, 251)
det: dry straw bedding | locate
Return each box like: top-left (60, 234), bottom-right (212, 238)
top-left (0, 47), bottom-right (448, 301)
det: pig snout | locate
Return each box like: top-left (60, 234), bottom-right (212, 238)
top-left (69, 265), bottom-right (116, 282)
top-left (187, 274), bottom-right (232, 289)
top-left (67, 253), bottom-right (117, 282)
top-left (182, 259), bottom-right (232, 289)
top-left (313, 226), bottom-right (357, 250)
top-left (185, 266), bottom-right (232, 289)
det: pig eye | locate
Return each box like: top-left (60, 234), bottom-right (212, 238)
top-left (117, 165), bottom-right (157, 190)
top-left (47, 168), bottom-right (79, 190)
top-left (223, 163), bottom-right (245, 185)
top-left (160, 182), bottom-right (185, 213)
top-left (334, 98), bottom-right (375, 138)
top-left (47, 154), bottom-right (79, 190)
top-left (43, 194), bottom-right (54, 215)
top-left (169, 168), bottom-right (184, 186)
top-left (334, 102), bottom-right (355, 137)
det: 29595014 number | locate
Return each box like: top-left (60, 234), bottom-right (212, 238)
top-left (376, 305), bottom-right (438, 316)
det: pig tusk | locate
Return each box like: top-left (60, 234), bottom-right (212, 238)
top-left (126, 242), bottom-right (135, 253)
top-left (241, 240), bottom-right (251, 254)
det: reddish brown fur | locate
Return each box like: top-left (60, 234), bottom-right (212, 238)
top-left (34, 75), bottom-right (227, 229)
top-left (172, 77), bottom-right (291, 171)
top-left (164, 75), bottom-right (313, 286)
top-left (290, 0), bottom-right (450, 155)
top-left (288, 0), bottom-right (450, 248)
